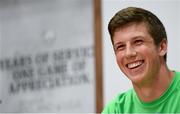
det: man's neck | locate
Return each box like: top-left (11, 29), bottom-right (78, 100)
top-left (132, 65), bottom-right (174, 102)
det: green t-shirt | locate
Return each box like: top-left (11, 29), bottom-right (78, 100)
top-left (102, 71), bottom-right (180, 113)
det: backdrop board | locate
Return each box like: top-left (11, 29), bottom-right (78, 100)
top-left (0, 0), bottom-right (102, 113)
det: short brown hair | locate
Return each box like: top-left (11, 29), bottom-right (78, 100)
top-left (108, 7), bottom-right (167, 61)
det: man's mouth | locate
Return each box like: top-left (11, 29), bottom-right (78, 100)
top-left (126, 60), bottom-right (144, 69)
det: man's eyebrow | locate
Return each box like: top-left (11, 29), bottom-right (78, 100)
top-left (132, 36), bottom-right (144, 40)
top-left (114, 36), bottom-right (143, 45)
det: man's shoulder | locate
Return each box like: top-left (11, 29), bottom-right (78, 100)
top-left (175, 71), bottom-right (180, 77)
top-left (174, 71), bottom-right (180, 83)
top-left (102, 89), bottom-right (134, 113)
top-left (115, 89), bottom-right (134, 102)
top-left (174, 71), bottom-right (180, 88)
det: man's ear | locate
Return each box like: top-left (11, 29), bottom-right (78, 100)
top-left (158, 39), bottom-right (167, 56)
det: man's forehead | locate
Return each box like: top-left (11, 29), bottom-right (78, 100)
top-left (115, 22), bottom-right (148, 32)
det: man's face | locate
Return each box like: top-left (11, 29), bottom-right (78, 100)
top-left (113, 22), bottom-right (166, 85)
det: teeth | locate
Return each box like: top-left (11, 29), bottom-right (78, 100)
top-left (127, 61), bottom-right (143, 69)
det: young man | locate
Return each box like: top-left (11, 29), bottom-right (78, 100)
top-left (102, 7), bottom-right (180, 113)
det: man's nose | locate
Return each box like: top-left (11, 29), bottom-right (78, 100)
top-left (125, 45), bottom-right (137, 58)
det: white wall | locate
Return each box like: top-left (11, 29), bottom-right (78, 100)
top-left (102, 0), bottom-right (180, 106)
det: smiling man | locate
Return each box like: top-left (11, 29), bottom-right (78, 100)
top-left (102, 7), bottom-right (180, 113)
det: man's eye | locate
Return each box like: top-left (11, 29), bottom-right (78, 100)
top-left (134, 40), bottom-right (143, 45)
top-left (115, 45), bottom-right (125, 51)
